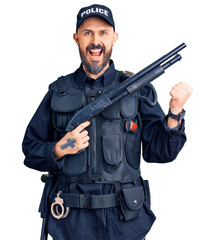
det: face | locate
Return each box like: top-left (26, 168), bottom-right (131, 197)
top-left (73, 17), bottom-right (118, 77)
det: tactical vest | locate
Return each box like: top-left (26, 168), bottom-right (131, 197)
top-left (49, 71), bottom-right (142, 184)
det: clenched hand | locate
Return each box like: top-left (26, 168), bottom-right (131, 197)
top-left (168, 82), bottom-right (193, 128)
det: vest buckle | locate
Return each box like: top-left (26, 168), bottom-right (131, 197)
top-left (79, 194), bottom-right (91, 208)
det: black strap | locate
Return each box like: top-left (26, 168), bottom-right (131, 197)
top-left (56, 74), bottom-right (76, 96)
top-left (114, 181), bottom-right (121, 193)
top-left (56, 76), bottom-right (67, 96)
top-left (114, 181), bottom-right (121, 207)
top-left (57, 174), bottom-right (77, 183)
top-left (140, 176), bottom-right (150, 206)
top-left (69, 182), bottom-right (76, 193)
top-left (56, 193), bottom-right (117, 209)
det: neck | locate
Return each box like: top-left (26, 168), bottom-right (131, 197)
top-left (83, 63), bottom-right (110, 79)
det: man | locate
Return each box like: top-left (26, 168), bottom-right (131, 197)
top-left (22, 4), bottom-right (192, 240)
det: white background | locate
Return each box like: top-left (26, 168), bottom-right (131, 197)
top-left (1, 0), bottom-right (215, 239)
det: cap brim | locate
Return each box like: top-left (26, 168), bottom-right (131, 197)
top-left (76, 14), bottom-right (115, 31)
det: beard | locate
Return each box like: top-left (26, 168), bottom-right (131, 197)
top-left (78, 44), bottom-right (112, 75)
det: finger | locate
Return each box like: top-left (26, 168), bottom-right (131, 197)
top-left (73, 121), bottom-right (91, 133)
top-left (174, 82), bottom-right (193, 94)
top-left (170, 89), bottom-right (180, 98)
top-left (82, 135), bottom-right (90, 143)
top-left (79, 130), bottom-right (89, 138)
top-left (77, 136), bottom-right (90, 146)
top-left (79, 141), bottom-right (89, 150)
top-left (171, 84), bottom-right (187, 95)
top-left (178, 81), bottom-right (190, 89)
top-left (174, 83), bottom-right (185, 92)
top-left (173, 86), bottom-right (187, 95)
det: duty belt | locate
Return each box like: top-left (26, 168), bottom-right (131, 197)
top-left (50, 191), bottom-right (118, 219)
top-left (61, 192), bottom-right (117, 208)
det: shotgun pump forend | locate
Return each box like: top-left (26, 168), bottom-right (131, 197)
top-left (65, 43), bottom-right (186, 132)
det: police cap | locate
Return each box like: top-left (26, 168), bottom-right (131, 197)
top-left (76, 4), bottom-right (115, 32)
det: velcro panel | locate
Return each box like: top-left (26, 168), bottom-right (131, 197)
top-left (51, 92), bottom-right (84, 112)
top-left (121, 95), bottom-right (138, 118)
top-left (102, 134), bottom-right (123, 165)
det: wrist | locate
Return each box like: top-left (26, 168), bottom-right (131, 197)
top-left (167, 118), bottom-right (180, 129)
top-left (168, 108), bottom-right (185, 130)
top-left (169, 107), bottom-right (183, 115)
top-left (54, 143), bottom-right (65, 160)
top-left (168, 108), bottom-right (185, 121)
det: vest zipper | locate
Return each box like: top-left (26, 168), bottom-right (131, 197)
top-left (89, 96), bottom-right (97, 180)
top-left (91, 117), bottom-right (97, 175)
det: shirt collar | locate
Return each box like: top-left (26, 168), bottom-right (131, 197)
top-left (74, 60), bottom-right (117, 88)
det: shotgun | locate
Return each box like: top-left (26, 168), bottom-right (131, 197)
top-left (65, 43), bottom-right (186, 132)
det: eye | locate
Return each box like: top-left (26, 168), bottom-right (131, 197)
top-left (84, 31), bottom-right (91, 36)
top-left (101, 30), bottom-right (107, 36)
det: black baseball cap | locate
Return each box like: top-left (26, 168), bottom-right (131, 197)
top-left (76, 4), bottom-right (115, 32)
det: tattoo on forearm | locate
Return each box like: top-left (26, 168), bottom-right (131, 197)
top-left (60, 138), bottom-right (76, 150)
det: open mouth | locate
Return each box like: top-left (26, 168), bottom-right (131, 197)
top-left (89, 49), bottom-right (103, 57)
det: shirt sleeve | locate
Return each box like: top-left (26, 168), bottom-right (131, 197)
top-left (22, 92), bottom-right (64, 172)
top-left (140, 84), bottom-right (187, 163)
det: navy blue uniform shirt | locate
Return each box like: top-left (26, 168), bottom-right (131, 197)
top-left (22, 60), bottom-right (186, 240)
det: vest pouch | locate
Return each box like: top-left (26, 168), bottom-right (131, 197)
top-left (121, 95), bottom-right (138, 119)
top-left (121, 94), bottom-right (141, 169)
top-left (52, 112), bottom-right (73, 133)
top-left (120, 186), bottom-right (144, 220)
top-left (102, 134), bottom-right (123, 173)
top-left (62, 150), bottom-right (87, 176)
top-left (125, 127), bottom-right (141, 169)
top-left (102, 102), bottom-right (120, 119)
top-left (51, 90), bottom-right (87, 176)
top-left (51, 91), bottom-right (84, 132)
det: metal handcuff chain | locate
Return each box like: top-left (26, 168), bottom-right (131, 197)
top-left (51, 191), bottom-right (70, 219)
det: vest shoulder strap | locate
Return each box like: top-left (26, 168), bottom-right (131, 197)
top-left (48, 73), bottom-right (74, 95)
top-left (119, 70), bottom-right (134, 82)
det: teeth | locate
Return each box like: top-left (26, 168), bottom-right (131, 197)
top-left (90, 49), bottom-right (102, 53)
top-left (89, 48), bottom-right (102, 57)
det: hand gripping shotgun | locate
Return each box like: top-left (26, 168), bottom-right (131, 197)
top-left (65, 43), bottom-right (186, 132)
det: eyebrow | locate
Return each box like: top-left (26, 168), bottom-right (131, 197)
top-left (83, 29), bottom-right (110, 32)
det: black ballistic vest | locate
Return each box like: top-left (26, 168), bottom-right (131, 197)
top-left (49, 71), bottom-right (142, 184)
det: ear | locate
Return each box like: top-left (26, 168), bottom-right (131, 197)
top-left (73, 33), bottom-right (79, 45)
top-left (112, 32), bottom-right (118, 46)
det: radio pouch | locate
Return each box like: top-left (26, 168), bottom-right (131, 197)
top-left (120, 186), bottom-right (144, 221)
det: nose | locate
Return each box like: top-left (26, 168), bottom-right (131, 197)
top-left (91, 33), bottom-right (101, 46)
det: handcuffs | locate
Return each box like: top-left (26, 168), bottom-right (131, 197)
top-left (51, 191), bottom-right (70, 219)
